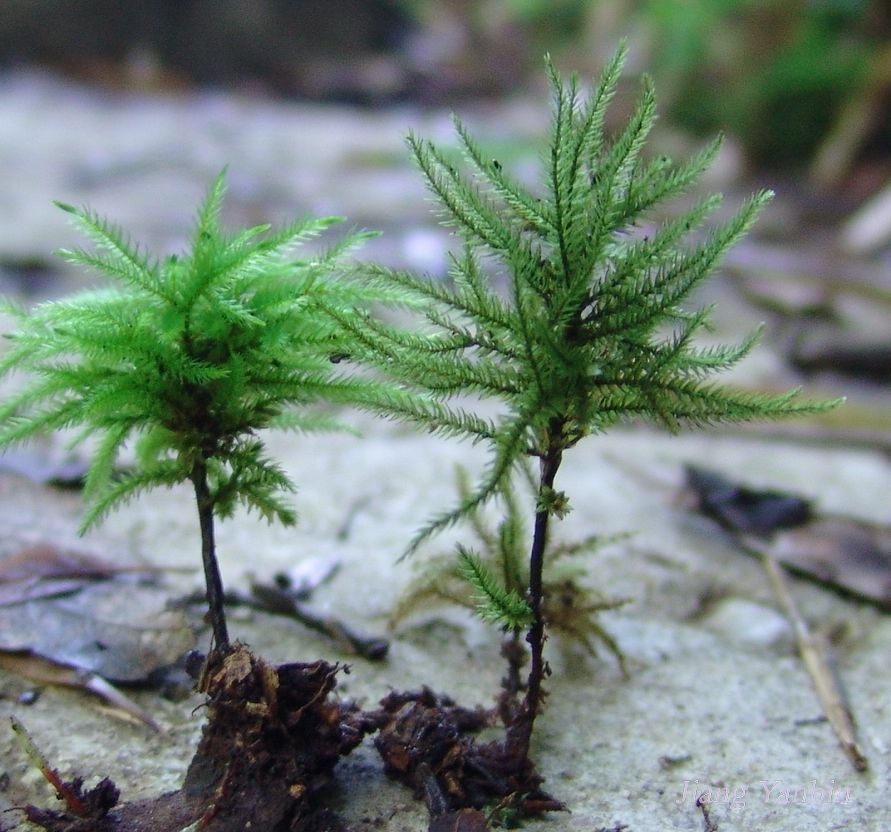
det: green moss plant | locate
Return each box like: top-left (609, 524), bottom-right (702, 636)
top-left (328, 44), bottom-right (841, 794)
top-left (391, 466), bottom-right (628, 689)
top-left (0, 170), bottom-right (376, 659)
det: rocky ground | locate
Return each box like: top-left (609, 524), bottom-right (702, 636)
top-left (0, 68), bottom-right (889, 831)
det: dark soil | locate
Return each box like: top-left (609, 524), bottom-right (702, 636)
top-left (15, 644), bottom-right (377, 832)
top-left (371, 687), bottom-right (563, 821)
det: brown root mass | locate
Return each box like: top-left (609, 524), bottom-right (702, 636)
top-left (371, 688), bottom-right (562, 819)
top-left (13, 653), bottom-right (562, 832)
top-left (17, 644), bottom-right (376, 832)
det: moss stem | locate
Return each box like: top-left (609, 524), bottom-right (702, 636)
top-left (506, 427), bottom-right (563, 765)
top-left (191, 459), bottom-right (230, 655)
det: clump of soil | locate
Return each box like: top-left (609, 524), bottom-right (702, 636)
top-left (371, 687), bottom-right (562, 820)
top-left (12, 654), bottom-right (563, 832)
top-left (15, 644), bottom-right (377, 832)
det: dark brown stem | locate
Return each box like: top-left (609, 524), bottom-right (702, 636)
top-left (498, 628), bottom-right (527, 728)
top-left (501, 629), bottom-right (526, 701)
top-left (505, 428), bottom-right (563, 765)
top-left (190, 458), bottom-right (230, 655)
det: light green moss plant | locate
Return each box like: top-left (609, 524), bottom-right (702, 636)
top-left (0, 170), bottom-right (381, 657)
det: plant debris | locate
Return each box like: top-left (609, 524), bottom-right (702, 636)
top-left (684, 465), bottom-right (891, 609)
top-left (684, 464), bottom-right (874, 771)
top-left (371, 687), bottom-right (563, 821)
top-left (177, 567), bottom-right (390, 661)
top-left (11, 715), bottom-right (120, 825)
top-left (0, 654), bottom-right (162, 730)
top-left (248, 580), bottom-right (389, 661)
top-left (759, 553), bottom-right (868, 771)
top-left (12, 644), bottom-right (378, 832)
top-left (0, 544), bottom-right (128, 605)
top-left (768, 519), bottom-right (891, 610)
top-left (683, 465), bottom-right (813, 536)
top-left (0, 572), bottom-right (195, 683)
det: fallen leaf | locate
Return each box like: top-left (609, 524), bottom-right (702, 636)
top-left (0, 543), bottom-right (120, 583)
top-left (766, 519), bottom-right (891, 610)
top-left (684, 465), bottom-right (891, 609)
top-left (2, 655), bottom-right (162, 730)
top-left (0, 581), bottom-right (195, 681)
top-left (0, 542), bottom-right (196, 707)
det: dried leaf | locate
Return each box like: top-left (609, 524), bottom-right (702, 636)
top-left (0, 577), bottom-right (86, 607)
top-left (0, 543), bottom-right (120, 583)
top-left (0, 581), bottom-right (195, 681)
top-left (765, 519), bottom-right (891, 610)
top-left (2, 655), bottom-right (162, 730)
top-left (684, 465), bottom-right (891, 609)
top-left (0, 544), bottom-right (195, 685)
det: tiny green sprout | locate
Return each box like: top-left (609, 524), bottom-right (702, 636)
top-left (457, 545), bottom-right (534, 630)
top-left (536, 486), bottom-right (571, 519)
top-left (0, 169), bottom-right (377, 658)
top-left (391, 465), bottom-right (628, 677)
top-left (328, 44), bottom-right (842, 788)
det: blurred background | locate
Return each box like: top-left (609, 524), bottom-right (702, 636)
top-left (2, 1), bottom-right (888, 172)
top-left (1, 0), bottom-right (890, 442)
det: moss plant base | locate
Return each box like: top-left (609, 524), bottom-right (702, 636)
top-left (18, 645), bottom-right (375, 832)
top-left (372, 687), bottom-right (563, 820)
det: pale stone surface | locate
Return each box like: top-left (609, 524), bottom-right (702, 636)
top-left (701, 598), bottom-right (795, 651)
top-left (1, 424), bottom-right (889, 832)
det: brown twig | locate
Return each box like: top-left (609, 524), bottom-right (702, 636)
top-left (10, 716), bottom-right (89, 816)
top-left (249, 582), bottom-right (389, 661)
top-left (756, 546), bottom-right (868, 772)
top-left (696, 795), bottom-right (719, 832)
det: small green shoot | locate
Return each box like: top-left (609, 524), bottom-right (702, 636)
top-left (0, 170), bottom-right (379, 657)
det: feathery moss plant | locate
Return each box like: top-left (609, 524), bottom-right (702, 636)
top-left (329, 45), bottom-right (841, 786)
top-left (0, 170), bottom-right (376, 658)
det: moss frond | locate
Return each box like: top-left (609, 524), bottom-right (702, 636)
top-left (391, 468), bottom-right (628, 665)
top-left (1, 169), bottom-right (400, 536)
top-left (457, 546), bottom-right (533, 630)
top-left (332, 48), bottom-right (839, 569)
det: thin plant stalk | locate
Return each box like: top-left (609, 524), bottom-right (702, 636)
top-left (190, 459), bottom-right (230, 655)
top-left (506, 437), bottom-right (562, 764)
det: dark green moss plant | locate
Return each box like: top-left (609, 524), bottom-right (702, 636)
top-left (329, 45), bottom-right (840, 799)
top-left (0, 170), bottom-right (375, 659)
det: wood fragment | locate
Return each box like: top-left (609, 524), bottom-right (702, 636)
top-left (756, 548), bottom-right (868, 772)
